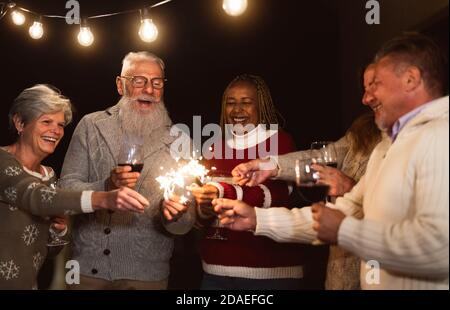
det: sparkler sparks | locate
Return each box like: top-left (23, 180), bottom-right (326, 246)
top-left (156, 158), bottom-right (209, 203)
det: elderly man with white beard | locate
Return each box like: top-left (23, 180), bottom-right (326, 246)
top-left (59, 52), bottom-right (195, 289)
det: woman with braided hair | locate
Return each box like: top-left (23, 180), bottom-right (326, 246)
top-left (163, 74), bottom-right (304, 289)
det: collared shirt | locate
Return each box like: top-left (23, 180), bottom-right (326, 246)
top-left (390, 101), bottom-right (433, 141)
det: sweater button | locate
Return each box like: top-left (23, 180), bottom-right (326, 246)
top-left (104, 228), bottom-right (111, 235)
top-left (103, 249), bottom-right (111, 255)
top-left (91, 268), bottom-right (98, 274)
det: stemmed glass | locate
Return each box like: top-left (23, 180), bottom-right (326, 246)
top-left (47, 182), bottom-right (69, 247)
top-left (310, 141), bottom-right (338, 168)
top-left (310, 141), bottom-right (337, 202)
top-left (47, 223), bottom-right (70, 247)
top-left (205, 175), bottom-right (229, 241)
top-left (118, 141), bottom-right (144, 173)
top-left (206, 218), bottom-right (228, 241)
top-left (294, 159), bottom-right (329, 205)
top-left (295, 159), bottom-right (329, 245)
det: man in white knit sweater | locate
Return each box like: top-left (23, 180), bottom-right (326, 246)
top-left (214, 33), bottom-right (449, 290)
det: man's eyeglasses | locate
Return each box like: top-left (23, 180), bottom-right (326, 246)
top-left (120, 75), bottom-right (166, 89)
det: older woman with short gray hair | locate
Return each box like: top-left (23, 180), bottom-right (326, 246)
top-left (8, 84), bottom-right (73, 133)
top-left (0, 84), bottom-right (150, 289)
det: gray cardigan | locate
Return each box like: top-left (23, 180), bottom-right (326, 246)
top-left (59, 104), bottom-right (194, 282)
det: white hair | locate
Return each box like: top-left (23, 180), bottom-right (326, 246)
top-left (121, 51), bottom-right (165, 76)
top-left (8, 84), bottom-right (73, 133)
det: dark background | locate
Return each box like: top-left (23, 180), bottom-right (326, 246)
top-left (1, 0), bottom-right (447, 173)
top-left (0, 0), bottom-right (448, 290)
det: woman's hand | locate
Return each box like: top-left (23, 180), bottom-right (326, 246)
top-left (311, 164), bottom-right (356, 197)
top-left (50, 216), bottom-right (68, 233)
top-left (189, 184), bottom-right (219, 205)
top-left (92, 187), bottom-right (149, 213)
top-left (231, 158), bottom-right (278, 186)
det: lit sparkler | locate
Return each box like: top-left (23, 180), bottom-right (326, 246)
top-left (156, 158), bottom-right (209, 204)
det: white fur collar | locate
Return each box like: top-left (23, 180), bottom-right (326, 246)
top-left (225, 124), bottom-right (278, 150)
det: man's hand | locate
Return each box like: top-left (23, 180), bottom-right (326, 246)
top-left (162, 195), bottom-right (190, 221)
top-left (311, 202), bottom-right (345, 244)
top-left (108, 165), bottom-right (141, 189)
top-left (231, 158), bottom-right (278, 186)
top-left (212, 198), bottom-right (257, 231)
top-left (311, 164), bottom-right (356, 197)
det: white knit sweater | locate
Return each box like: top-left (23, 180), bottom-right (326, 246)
top-left (255, 96), bottom-right (449, 290)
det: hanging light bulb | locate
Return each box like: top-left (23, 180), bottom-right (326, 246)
top-left (29, 18), bottom-right (44, 39)
top-left (77, 19), bottom-right (94, 47)
top-left (138, 8), bottom-right (158, 43)
top-left (139, 19), bottom-right (158, 42)
top-left (11, 10), bottom-right (26, 25)
top-left (223, 0), bottom-right (248, 16)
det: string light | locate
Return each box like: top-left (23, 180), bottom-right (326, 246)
top-left (138, 8), bottom-right (158, 43)
top-left (223, 0), bottom-right (248, 16)
top-left (77, 19), bottom-right (94, 46)
top-left (0, 1), bottom-right (172, 45)
top-left (29, 18), bottom-right (44, 39)
top-left (0, 0), bottom-right (249, 46)
top-left (11, 9), bottom-right (25, 25)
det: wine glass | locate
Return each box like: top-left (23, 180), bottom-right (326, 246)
top-left (118, 142), bottom-right (144, 173)
top-left (205, 175), bottom-right (229, 241)
top-left (47, 224), bottom-right (70, 247)
top-left (310, 141), bottom-right (337, 202)
top-left (206, 218), bottom-right (228, 241)
top-left (310, 141), bottom-right (338, 168)
top-left (294, 159), bottom-right (329, 205)
top-left (295, 159), bottom-right (329, 245)
top-left (46, 182), bottom-right (70, 247)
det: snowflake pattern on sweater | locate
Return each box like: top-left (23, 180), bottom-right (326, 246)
top-left (22, 225), bottom-right (39, 246)
top-left (0, 148), bottom-right (84, 289)
top-left (32, 252), bottom-right (43, 271)
top-left (0, 260), bottom-right (20, 281)
top-left (40, 187), bottom-right (57, 204)
top-left (4, 166), bottom-right (23, 177)
top-left (4, 187), bottom-right (17, 203)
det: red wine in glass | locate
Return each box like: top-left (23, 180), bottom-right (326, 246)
top-left (310, 141), bottom-right (338, 167)
top-left (310, 141), bottom-right (337, 201)
top-left (118, 143), bottom-right (144, 173)
top-left (326, 162), bottom-right (338, 169)
top-left (297, 183), bottom-right (330, 204)
top-left (295, 159), bottom-right (329, 202)
top-left (118, 163), bottom-right (144, 173)
top-left (295, 159), bottom-right (329, 245)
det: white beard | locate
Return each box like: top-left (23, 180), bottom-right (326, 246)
top-left (118, 96), bottom-right (171, 143)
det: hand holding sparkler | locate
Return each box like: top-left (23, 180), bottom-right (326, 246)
top-left (157, 158), bottom-right (210, 221)
top-left (162, 194), bottom-right (190, 221)
top-left (188, 184), bottom-right (219, 205)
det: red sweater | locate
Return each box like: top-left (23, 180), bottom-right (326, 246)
top-left (200, 126), bottom-right (305, 279)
